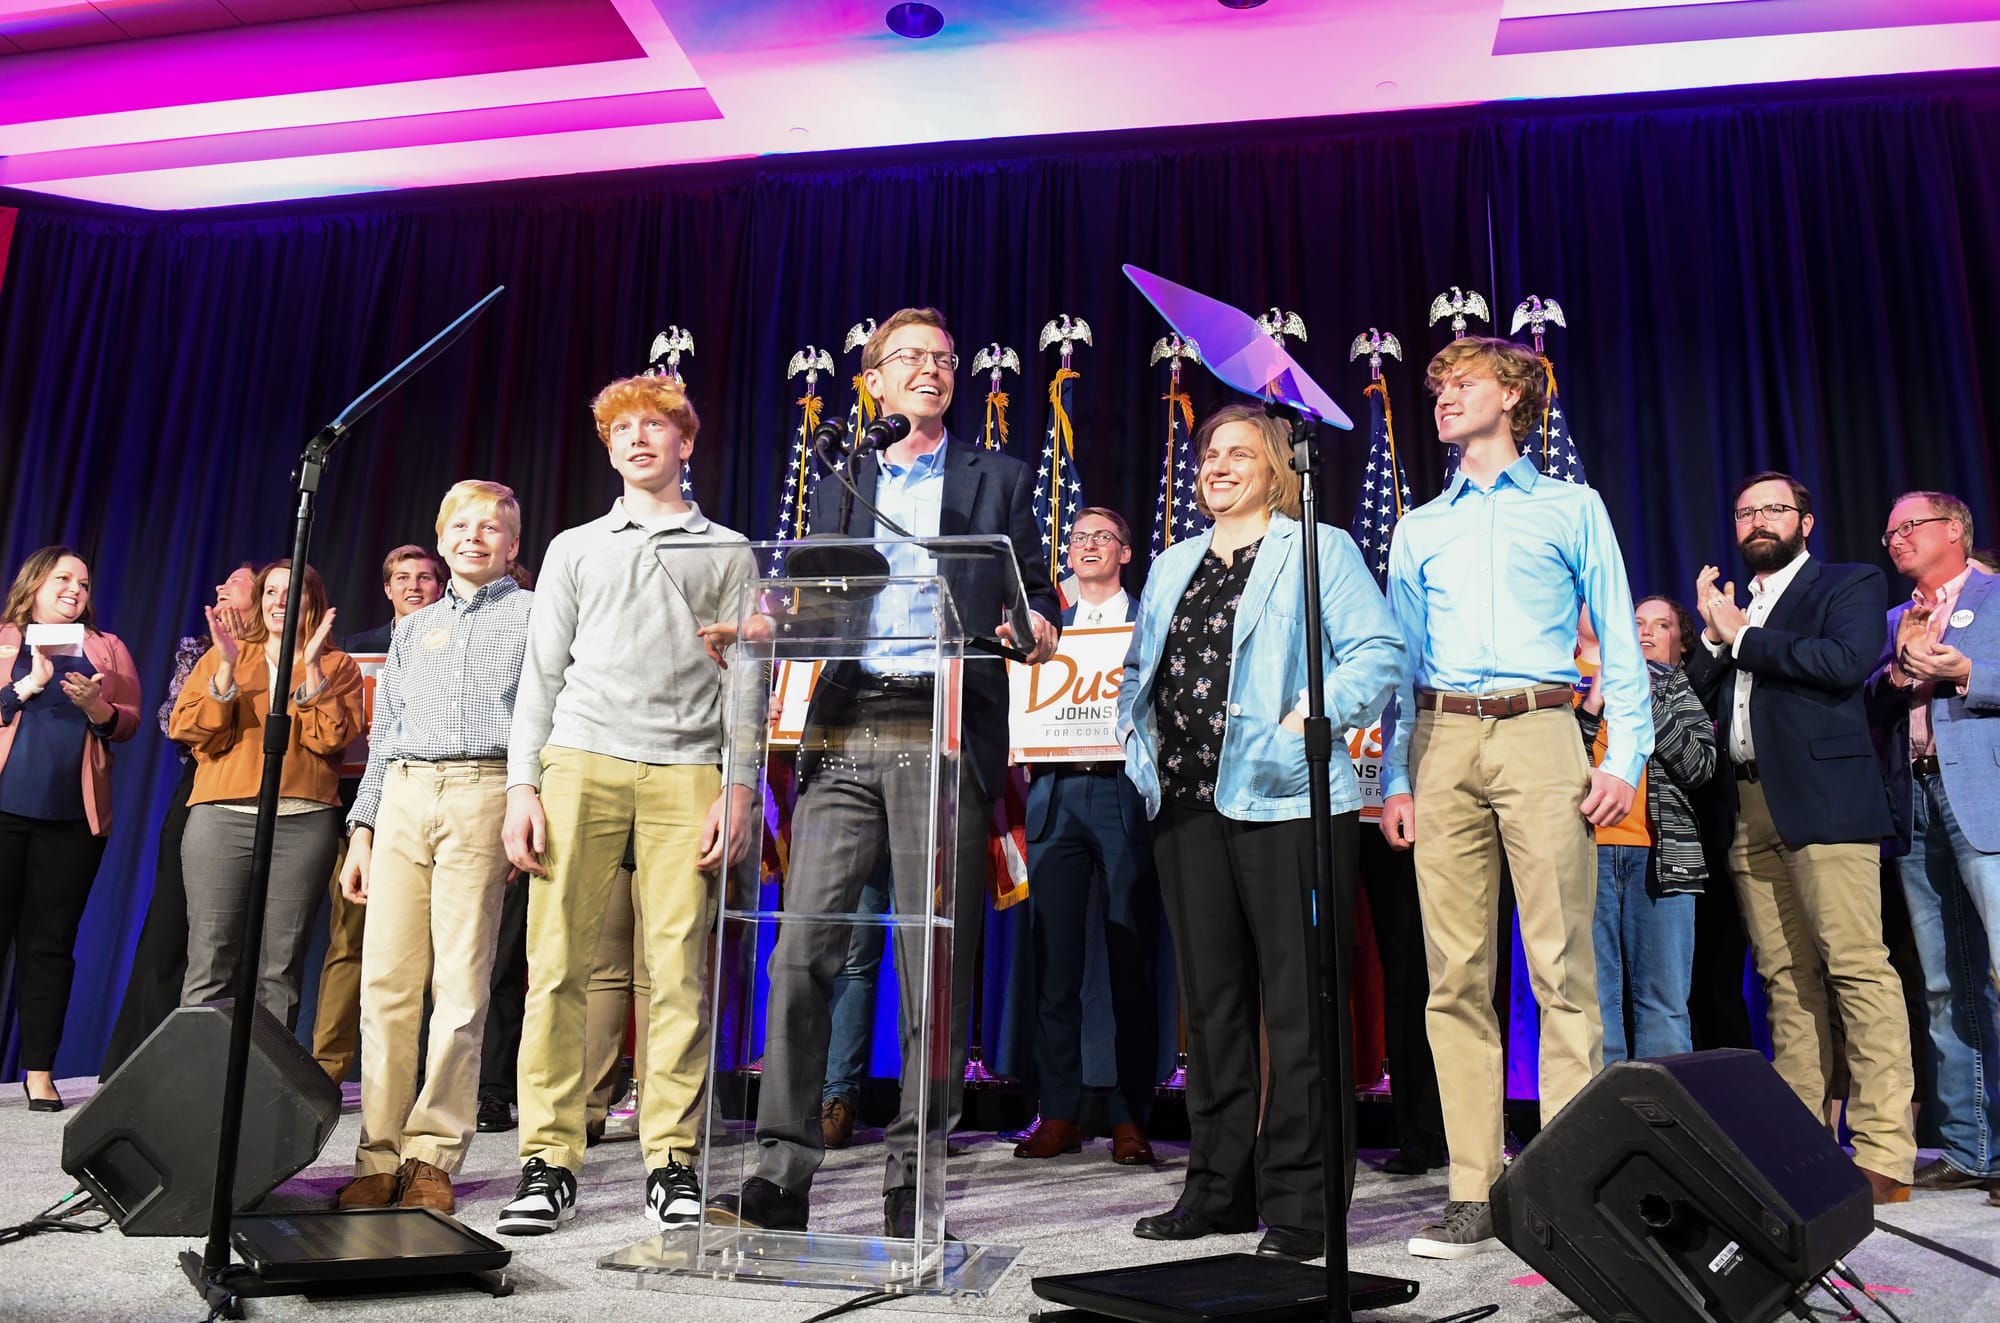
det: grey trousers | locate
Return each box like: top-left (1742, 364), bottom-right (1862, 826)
top-left (754, 693), bottom-right (992, 1195)
top-left (181, 804), bottom-right (341, 1031)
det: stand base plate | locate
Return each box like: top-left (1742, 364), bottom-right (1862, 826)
top-left (1032, 1253), bottom-right (1417, 1323)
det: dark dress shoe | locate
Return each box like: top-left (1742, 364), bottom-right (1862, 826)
top-left (1380, 1145), bottom-right (1443, 1176)
top-left (23, 1082), bottom-right (63, 1114)
top-left (1109, 1124), bottom-right (1155, 1166)
top-left (1256, 1225), bottom-right (1323, 1261)
top-left (1133, 1204), bottom-right (1256, 1241)
top-left (475, 1093), bottom-right (515, 1133)
top-left (706, 1177), bottom-right (809, 1231)
top-left (1014, 1117), bottom-right (1083, 1158)
top-left (1912, 1157), bottom-right (1993, 1192)
top-left (885, 1186), bottom-right (916, 1238)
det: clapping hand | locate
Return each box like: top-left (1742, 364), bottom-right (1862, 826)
top-left (301, 608), bottom-right (337, 669)
top-left (204, 604), bottom-right (243, 665)
top-left (60, 668), bottom-right (112, 723)
top-left (1694, 565), bottom-right (1747, 645)
top-left (25, 644), bottom-right (54, 693)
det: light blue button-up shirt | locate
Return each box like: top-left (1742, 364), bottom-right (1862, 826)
top-left (1380, 454), bottom-right (1651, 796)
top-left (864, 435), bottom-right (949, 673)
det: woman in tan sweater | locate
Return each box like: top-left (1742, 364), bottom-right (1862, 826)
top-left (169, 560), bottom-right (362, 1029)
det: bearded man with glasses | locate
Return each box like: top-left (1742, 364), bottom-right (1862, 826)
top-left (1686, 470), bottom-right (1914, 1203)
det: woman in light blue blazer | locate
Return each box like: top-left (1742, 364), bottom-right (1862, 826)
top-left (1119, 403), bottom-right (1406, 1261)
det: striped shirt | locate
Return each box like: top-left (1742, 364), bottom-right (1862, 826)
top-left (348, 575), bottom-right (532, 833)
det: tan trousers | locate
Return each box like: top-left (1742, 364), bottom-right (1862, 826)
top-left (585, 865), bottom-right (651, 1126)
top-left (518, 747), bottom-right (719, 1173)
top-left (1410, 705), bottom-right (1602, 1203)
top-left (311, 849), bottom-right (367, 1082)
top-left (1728, 779), bottom-right (1915, 1181)
top-left (353, 761), bottom-right (511, 1176)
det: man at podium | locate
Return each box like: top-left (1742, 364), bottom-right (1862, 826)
top-left (709, 307), bottom-right (1059, 1238)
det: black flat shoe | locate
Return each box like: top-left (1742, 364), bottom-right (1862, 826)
top-left (22, 1082), bottom-right (62, 1113)
top-left (1256, 1225), bottom-right (1323, 1260)
top-left (1133, 1205), bottom-right (1256, 1241)
top-left (1379, 1145), bottom-right (1444, 1175)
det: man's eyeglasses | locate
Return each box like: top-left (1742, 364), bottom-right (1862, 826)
top-left (1880, 516), bottom-right (1950, 547)
top-left (872, 348), bottom-right (959, 371)
top-left (1731, 503), bottom-right (1800, 525)
top-left (1069, 531), bottom-right (1124, 548)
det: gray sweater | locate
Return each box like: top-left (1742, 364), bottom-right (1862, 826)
top-left (507, 500), bottom-right (764, 789)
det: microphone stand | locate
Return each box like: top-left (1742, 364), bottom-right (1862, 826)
top-left (182, 286), bottom-right (505, 1318)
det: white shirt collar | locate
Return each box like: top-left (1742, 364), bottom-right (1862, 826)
top-left (1751, 548), bottom-right (1811, 600)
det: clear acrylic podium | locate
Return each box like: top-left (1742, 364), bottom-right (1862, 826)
top-left (600, 534), bottom-right (1030, 1298)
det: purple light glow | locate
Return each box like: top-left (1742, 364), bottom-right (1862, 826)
top-left (885, 2), bottom-right (943, 39)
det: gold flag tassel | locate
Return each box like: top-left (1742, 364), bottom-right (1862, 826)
top-left (1045, 366), bottom-right (1080, 579)
top-left (851, 375), bottom-right (880, 426)
top-left (983, 388), bottom-right (1011, 452)
top-left (1160, 378), bottom-right (1195, 550)
top-left (1365, 379), bottom-right (1405, 521)
top-left (789, 392), bottom-right (823, 539)
top-left (1537, 355), bottom-right (1559, 472)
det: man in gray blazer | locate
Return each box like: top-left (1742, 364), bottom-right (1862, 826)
top-left (1868, 490), bottom-right (2000, 1201)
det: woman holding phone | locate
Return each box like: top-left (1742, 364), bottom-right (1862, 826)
top-left (0, 546), bottom-right (142, 1110)
top-left (170, 560), bottom-right (362, 1029)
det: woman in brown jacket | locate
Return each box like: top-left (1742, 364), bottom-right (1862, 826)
top-left (170, 560), bottom-right (361, 1029)
top-left (0, 546), bottom-right (142, 1110)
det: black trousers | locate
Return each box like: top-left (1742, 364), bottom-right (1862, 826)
top-left (1357, 827), bottom-right (1446, 1156)
top-left (0, 810), bottom-right (110, 1071)
top-left (479, 870), bottom-right (532, 1101)
top-left (101, 758), bottom-right (196, 1077)
top-left (1154, 801), bottom-right (1358, 1233)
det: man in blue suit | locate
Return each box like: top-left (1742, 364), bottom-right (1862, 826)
top-left (1686, 471), bottom-right (1914, 1203)
top-left (711, 308), bottom-right (1060, 1239)
top-left (1866, 490), bottom-right (2000, 1200)
top-left (1014, 506), bottom-right (1160, 1166)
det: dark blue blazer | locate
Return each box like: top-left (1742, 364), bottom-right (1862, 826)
top-left (1683, 557), bottom-right (1894, 850)
top-left (801, 439), bottom-right (1060, 799)
top-left (1024, 594), bottom-right (1142, 840)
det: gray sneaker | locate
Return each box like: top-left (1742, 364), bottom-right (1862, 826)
top-left (1407, 1200), bottom-right (1498, 1259)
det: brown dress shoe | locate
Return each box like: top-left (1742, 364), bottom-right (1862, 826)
top-left (1912, 1157), bottom-right (1993, 1192)
top-left (821, 1097), bottom-right (858, 1150)
top-left (397, 1159), bottom-right (456, 1213)
top-left (1109, 1124), bottom-right (1156, 1166)
top-left (335, 1172), bottom-right (401, 1210)
top-left (1859, 1166), bottom-right (1911, 1205)
top-left (1013, 1117), bottom-right (1083, 1159)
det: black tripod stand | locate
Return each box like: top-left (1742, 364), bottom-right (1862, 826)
top-left (180, 286), bottom-right (510, 1318)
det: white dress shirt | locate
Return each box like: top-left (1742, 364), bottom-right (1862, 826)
top-left (1072, 588), bottom-right (1129, 627)
top-left (1704, 548), bottom-right (1811, 764)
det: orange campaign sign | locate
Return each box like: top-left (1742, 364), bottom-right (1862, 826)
top-left (1347, 718), bottom-right (1385, 822)
top-left (339, 651), bottom-right (388, 779)
top-left (1007, 625), bottom-right (1130, 763)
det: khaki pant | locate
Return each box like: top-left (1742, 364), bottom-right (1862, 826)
top-left (353, 761), bottom-right (511, 1176)
top-left (311, 862), bottom-right (366, 1082)
top-left (1409, 705), bottom-right (1602, 1203)
top-left (1729, 779), bottom-right (1915, 1181)
top-left (585, 865), bottom-right (651, 1125)
top-left (518, 747), bottom-right (719, 1173)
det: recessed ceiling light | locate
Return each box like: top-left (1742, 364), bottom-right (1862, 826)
top-left (1216, 0), bottom-right (1270, 9)
top-left (886, 3), bottom-right (944, 38)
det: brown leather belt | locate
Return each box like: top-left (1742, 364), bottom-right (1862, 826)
top-left (1416, 683), bottom-right (1574, 720)
top-left (1912, 753), bottom-right (1941, 778)
top-left (1734, 760), bottom-right (1760, 783)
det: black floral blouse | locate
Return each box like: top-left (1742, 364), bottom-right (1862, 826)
top-left (1155, 538), bottom-right (1261, 808)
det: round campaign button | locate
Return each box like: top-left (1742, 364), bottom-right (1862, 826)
top-left (1950, 608), bottom-right (1975, 630)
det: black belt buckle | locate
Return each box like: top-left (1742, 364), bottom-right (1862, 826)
top-left (863, 673), bottom-right (933, 699)
top-left (1912, 753), bottom-right (1941, 778)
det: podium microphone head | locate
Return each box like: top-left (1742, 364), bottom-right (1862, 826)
top-left (861, 413), bottom-right (912, 450)
top-left (812, 418), bottom-right (851, 457)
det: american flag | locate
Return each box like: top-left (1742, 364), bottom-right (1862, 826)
top-left (1526, 358), bottom-right (1588, 486)
top-left (768, 388), bottom-right (828, 578)
top-left (1352, 380), bottom-right (1413, 581)
top-left (1151, 376), bottom-right (1206, 560)
top-left (1033, 366), bottom-right (1087, 584)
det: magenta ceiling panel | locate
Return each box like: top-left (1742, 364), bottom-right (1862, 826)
top-left (0, 0), bottom-right (645, 123)
top-left (1496, 0), bottom-right (2000, 54)
top-left (0, 0), bottom-right (451, 52)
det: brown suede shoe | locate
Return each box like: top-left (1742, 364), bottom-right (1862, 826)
top-left (1859, 1165), bottom-right (1911, 1205)
top-left (821, 1097), bottom-right (858, 1150)
top-left (335, 1172), bottom-right (401, 1210)
top-left (398, 1159), bottom-right (456, 1213)
top-left (1013, 1117), bottom-right (1083, 1159)
top-left (1110, 1123), bottom-right (1156, 1166)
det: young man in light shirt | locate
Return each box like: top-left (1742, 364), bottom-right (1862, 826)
top-left (334, 482), bottom-right (530, 1214)
top-left (499, 375), bottom-right (760, 1235)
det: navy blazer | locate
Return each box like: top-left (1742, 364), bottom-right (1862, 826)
top-left (1683, 557), bottom-right (1894, 850)
top-left (800, 439), bottom-right (1060, 800)
top-left (1867, 568), bottom-right (2000, 856)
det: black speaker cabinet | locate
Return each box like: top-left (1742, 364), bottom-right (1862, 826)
top-left (62, 1000), bottom-right (341, 1236)
top-left (1492, 1050), bottom-right (1874, 1323)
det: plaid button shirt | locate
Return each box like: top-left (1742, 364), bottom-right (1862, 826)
top-left (348, 575), bottom-right (532, 832)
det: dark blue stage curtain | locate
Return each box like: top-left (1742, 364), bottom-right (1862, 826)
top-left (1, 74), bottom-right (1996, 1086)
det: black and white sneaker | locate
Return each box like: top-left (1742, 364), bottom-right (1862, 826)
top-left (497, 1157), bottom-right (577, 1236)
top-left (646, 1161), bottom-right (703, 1229)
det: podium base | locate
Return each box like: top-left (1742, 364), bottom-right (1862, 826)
top-left (1032, 1253), bottom-right (1417, 1321)
top-left (600, 1226), bottom-right (1021, 1296)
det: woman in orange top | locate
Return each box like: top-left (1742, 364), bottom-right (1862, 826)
top-left (0, 546), bottom-right (142, 1111)
top-left (170, 560), bottom-right (361, 1029)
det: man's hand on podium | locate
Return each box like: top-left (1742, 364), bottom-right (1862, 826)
top-left (998, 609), bottom-right (1058, 665)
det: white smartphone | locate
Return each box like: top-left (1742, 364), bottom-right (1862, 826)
top-left (24, 622), bottom-right (85, 655)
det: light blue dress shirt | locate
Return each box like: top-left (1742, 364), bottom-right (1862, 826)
top-left (1380, 454), bottom-right (1651, 797)
top-left (864, 434), bottom-right (949, 673)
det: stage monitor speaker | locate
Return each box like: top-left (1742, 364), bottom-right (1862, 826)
top-left (62, 999), bottom-right (341, 1236)
top-left (1492, 1049), bottom-right (1874, 1323)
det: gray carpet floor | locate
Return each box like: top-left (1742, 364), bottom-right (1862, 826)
top-left (5, 1077), bottom-right (2000, 1322)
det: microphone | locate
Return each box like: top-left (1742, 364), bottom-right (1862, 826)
top-left (858, 413), bottom-right (911, 451)
top-left (811, 418), bottom-right (851, 459)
